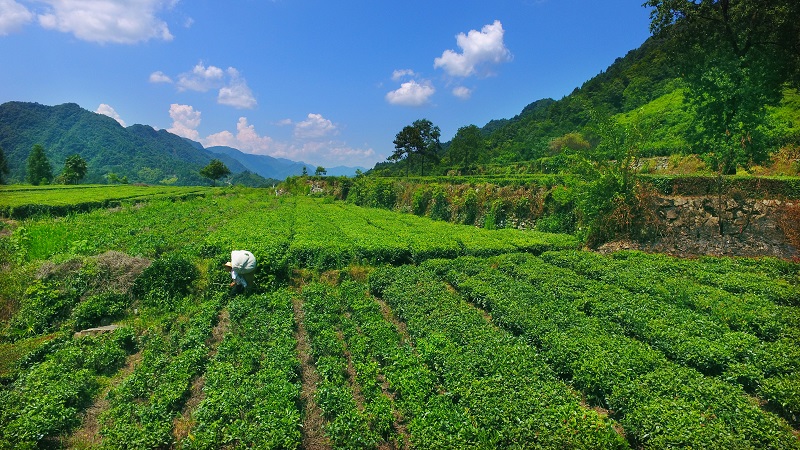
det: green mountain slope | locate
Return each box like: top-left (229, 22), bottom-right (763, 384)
top-left (373, 31), bottom-right (798, 176)
top-left (0, 102), bottom-right (251, 185)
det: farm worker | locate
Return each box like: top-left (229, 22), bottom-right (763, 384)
top-left (224, 250), bottom-right (257, 290)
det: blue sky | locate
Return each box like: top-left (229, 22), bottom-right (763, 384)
top-left (0, 0), bottom-right (654, 169)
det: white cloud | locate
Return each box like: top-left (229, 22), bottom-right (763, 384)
top-left (434, 20), bottom-right (512, 77)
top-left (217, 67), bottom-right (257, 109)
top-left (164, 63), bottom-right (257, 109)
top-left (391, 69), bottom-right (416, 82)
top-left (166, 103), bottom-right (201, 141)
top-left (149, 70), bottom-right (173, 83)
top-left (294, 113), bottom-right (337, 140)
top-left (203, 115), bottom-right (374, 167)
top-left (385, 80), bottom-right (435, 107)
top-left (204, 117), bottom-right (273, 153)
top-left (177, 63), bottom-right (224, 92)
top-left (96, 103), bottom-right (127, 126)
top-left (452, 86), bottom-right (472, 100)
top-left (36, 0), bottom-right (175, 44)
top-left (0, 0), bottom-right (33, 35)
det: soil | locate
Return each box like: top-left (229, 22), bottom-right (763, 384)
top-left (292, 295), bottom-right (332, 450)
top-left (66, 351), bottom-right (143, 448)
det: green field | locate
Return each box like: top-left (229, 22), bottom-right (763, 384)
top-left (0, 187), bottom-right (798, 449)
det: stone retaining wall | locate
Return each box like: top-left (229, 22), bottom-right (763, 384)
top-left (609, 196), bottom-right (798, 258)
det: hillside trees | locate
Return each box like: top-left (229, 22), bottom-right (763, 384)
top-left (645, 0), bottom-right (800, 173)
top-left (199, 159), bottom-right (231, 186)
top-left (59, 154), bottom-right (87, 184)
top-left (26, 144), bottom-right (52, 185)
top-left (390, 119), bottom-right (442, 176)
top-left (0, 146), bottom-right (8, 184)
top-left (446, 125), bottom-right (484, 173)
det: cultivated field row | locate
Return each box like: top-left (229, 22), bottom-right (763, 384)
top-left (0, 188), bottom-right (798, 448)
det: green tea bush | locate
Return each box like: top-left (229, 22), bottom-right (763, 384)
top-left (132, 255), bottom-right (198, 306)
top-left (7, 279), bottom-right (78, 340)
top-left (71, 292), bottom-right (130, 330)
top-left (0, 329), bottom-right (134, 449)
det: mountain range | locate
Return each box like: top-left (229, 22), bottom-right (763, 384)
top-left (0, 101), bottom-right (365, 185)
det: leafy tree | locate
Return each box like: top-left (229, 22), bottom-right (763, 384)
top-left (26, 144), bottom-right (52, 185)
top-left (0, 145), bottom-right (9, 184)
top-left (412, 119), bottom-right (442, 176)
top-left (199, 159), bottom-right (231, 186)
top-left (390, 119), bottom-right (441, 176)
top-left (302, 166), bottom-right (308, 176)
top-left (548, 132), bottom-right (590, 156)
top-left (390, 125), bottom-right (419, 177)
top-left (447, 125), bottom-right (484, 173)
top-left (60, 154), bottom-right (87, 184)
top-left (314, 166), bottom-right (327, 176)
top-left (645, 0), bottom-right (800, 173)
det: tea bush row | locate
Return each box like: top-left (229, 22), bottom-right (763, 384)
top-left (369, 265), bottom-right (629, 449)
top-left (425, 255), bottom-right (798, 449)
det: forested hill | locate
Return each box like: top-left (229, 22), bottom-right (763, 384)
top-left (0, 101), bottom-right (251, 185)
top-left (483, 34), bottom-right (682, 162)
top-left (373, 25), bottom-right (799, 175)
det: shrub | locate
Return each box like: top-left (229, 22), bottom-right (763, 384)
top-left (460, 190), bottom-right (479, 225)
top-left (429, 187), bottom-right (450, 221)
top-left (7, 280), bottom-right (78, 340)
top-left (132, 255), bottom-right (198, 307)
top-left (412, 188), bottom-right (431, 216)
top-left (72, 292), bottom-right (130, 331)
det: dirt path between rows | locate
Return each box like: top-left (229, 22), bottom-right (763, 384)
top-left (65, 351), bottom-right (142, 448)
top-left (293, 295), bottom-right (332, 450)
top-left (172, 307), bottom-right (231, 444)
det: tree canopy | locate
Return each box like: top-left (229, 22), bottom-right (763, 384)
top-left (26, 144), bottom-right (52, 185)
top-left (446, 125), bottom-right (484, 173)
top-left (199, 159), bottom-right (231, 186)
top-left (0, 146), bottom-right (9, 184)
top-left (60, 154), bottom-right (87, 184)
top-left (390, 119), bottom-right (441, 176)
top-left (644, 0), bottom-right (800, 172)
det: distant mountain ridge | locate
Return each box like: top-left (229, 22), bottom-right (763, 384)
top-left (204, 145), bottom-right (366, 178)
top-left (0, 101), bottom-right (363, 185)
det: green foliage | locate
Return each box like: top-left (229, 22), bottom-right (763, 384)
top-left (60, 153), bottom-right (87, 185)
top-left (445, 124), bottom-right (484, 171)
top-left (186, 291), bottom-right (301, 449)
top-left (7, 279), bottom-right (78, 340)
top-left (428, 185), bottom-right (450, 221)
top-left (25, 144), bottom-right (52, 185)
top-left (132, 255), bottom-right (198, 307)
top-left (411, 187), bottom-right (431, 216)
top-left (645, 0), bottom-right (800, 173)
top-left (390, 119), bottom-right (441, 177)
top-left (0, 329), bottom-right (134, 449)
top-left (71, 292), bottom-right (130, 330)
top-left (100, 297), bottom-right (221, 449)
top-left (2, 186), bottom-right (799, 448)
top-left (0, 145), bottom-right (9, 184)
top-left (199, 159), bottom-right (231, 186)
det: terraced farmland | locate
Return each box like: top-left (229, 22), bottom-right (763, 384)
top-left (0, 187), bottom-right (798, 449)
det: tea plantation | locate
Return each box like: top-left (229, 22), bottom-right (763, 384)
top-left (0, 186), bottom-right (798, 449)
